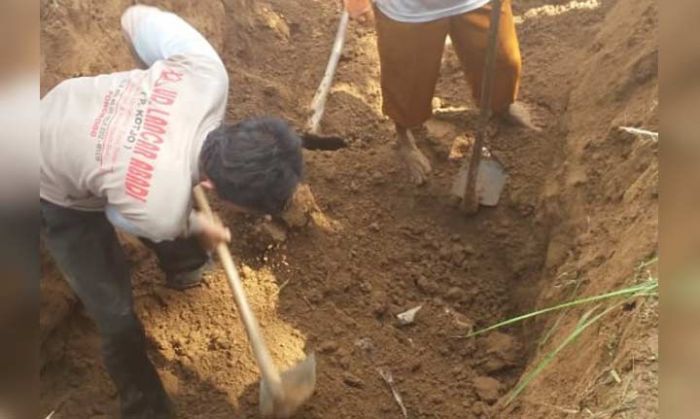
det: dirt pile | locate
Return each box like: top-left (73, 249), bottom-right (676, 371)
top-left (40, 0), bottom-right (657, 418)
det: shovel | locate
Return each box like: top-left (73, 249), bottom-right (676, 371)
top-left (452, 0), bottom-right (508, 213)
top-left (193, 186), bottom-right (316, 418)
top-left (300, 10), bottom-right (350, 151)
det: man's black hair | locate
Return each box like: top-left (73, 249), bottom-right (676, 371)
top-left (200, 117), bottom-right (303, 215)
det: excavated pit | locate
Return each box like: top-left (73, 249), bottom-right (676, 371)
top-left (40, 0), bottom-right (658, 417)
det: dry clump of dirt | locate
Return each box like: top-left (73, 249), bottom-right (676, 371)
top-left (40, 0), bottom-right (657, 418)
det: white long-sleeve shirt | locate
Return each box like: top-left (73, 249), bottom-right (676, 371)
top-left (375, 0), bottom-right (491, 23)
top-left (40, 5), bottom-right (229, 241)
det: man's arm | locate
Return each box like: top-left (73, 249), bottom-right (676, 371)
top-left (121, 5), bottom-right (223, 68)
top-left (106, 199), bottom-right (230, 247)
top-left (105, 200), bottom-right (191, 243)
top-left (105, 204), bottom-right (200, 241)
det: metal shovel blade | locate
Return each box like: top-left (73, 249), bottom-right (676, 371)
top-left (452, 157), bottom-right (507, 206)
top-left (259, 353), bottom-right (317, 418)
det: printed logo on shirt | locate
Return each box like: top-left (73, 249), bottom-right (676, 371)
top-left (124, 66), bottom-right (185, 203)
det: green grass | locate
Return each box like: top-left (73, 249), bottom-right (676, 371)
top-left (467, 257), bottom-right (658, 405)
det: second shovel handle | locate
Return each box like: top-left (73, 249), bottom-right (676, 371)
top-left (462, 0), bottom-right (503, 213)
top-left (306, 10), bottom-right (350, 134)
top-left (192, 186), bottom-right (284, 399)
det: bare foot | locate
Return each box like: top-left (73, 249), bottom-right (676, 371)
top-left (397, 143), bottom-right (432, 185)
top-left (500, 102), bottom-right (541, 132)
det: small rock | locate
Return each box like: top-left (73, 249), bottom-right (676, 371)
top-left (439, 246), bottom-right (452, 261)
top-left (91, 406), bottom-right (105, 415)
top-left (307, 290), bottom-right (323, 304)
top-left (451, 249), bottom-right (467, 266)
top-left (359, 281), bottom-right (372, 293)
top-left (318, 340), bottom-right (339, 354)
top-left (208, 333), bottom-right (230, 351)
top-left (409, 360), bottom-right (422, 372)
top-left (425, 119), bottom-right (458, 142)
top-left (370, 291), bottom-right (388, 317)
top-left (416, 276), bottom-right (439, 295)
top-left (338, 356), bottom-right (351, 370)
top-left (342, 372), bottom-right (364, 388)
top-left (449, 135), bottom-right (474, 161)
top-left (483, 332), bottom-right (520, 366)
top-left (391, 293), bottom-right (406, 306)
top-left (354, 337), bottom-right (374, 352)
top-left (463, 244), bottom-right (476, 255)
top-left (452, 312), bottom-right (474, 333)
top-left (471, 401), bottom-right (486, 416)
top-left (473, 376), bottom-right (502, 403)
top-left (240, 264), bottom-right (254, 278)
top-left (483, 358), bottom-right (507, 373)
top-left (446, 286), bottom-right (465, 301)
top-left (335, 271), bottom-right (353, 292)
top-left (154, 338), bottom-right (166, 351)
top-left (369, 222), bottom-right (380, 232)
top-left (371, 171), bottom-right (384, 185)
top-left (171, 336), bottom-right (184, 349)
top-left (430, 394), bottom-right (444, 405)
top-left (259, 221), bottom-right (287, 243)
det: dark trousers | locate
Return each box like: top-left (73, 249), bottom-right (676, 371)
top-left (40, 200), bottom-right (208, 418)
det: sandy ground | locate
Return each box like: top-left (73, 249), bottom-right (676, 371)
top-left (40, 0), bottom-right (658, 417)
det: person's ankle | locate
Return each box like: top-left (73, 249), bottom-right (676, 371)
top-left (395, 125), bottom-right (423, 147)
top-left (497, 102), bottom-right (540, 131)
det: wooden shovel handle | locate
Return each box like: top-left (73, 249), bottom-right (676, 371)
top-left (462, 0), bottom-right (503, 213)
top-left (305, 10), bottom-right (350, 135)
top-left (192, 186), bottom-right (284, 399)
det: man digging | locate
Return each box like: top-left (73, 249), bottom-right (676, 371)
top-left (41, 5), bottom-right (303, 418)
top-left (343, 0), bottom-right (539, 184)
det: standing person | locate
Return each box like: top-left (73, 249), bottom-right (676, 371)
top-left (40, 5), bottom-right (303, 418)
top-left (343, 0), bottom-right (538, 184)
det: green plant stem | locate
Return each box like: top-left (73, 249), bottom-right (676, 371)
top-left (506, 303), bottom-right (623, 404)
top-left (468, 280), bottom-right (657, 338)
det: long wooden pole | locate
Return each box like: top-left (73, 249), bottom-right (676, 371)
top-left (305, 10), bottom-right (350, 134)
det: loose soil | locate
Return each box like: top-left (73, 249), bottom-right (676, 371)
top-left (40, 0), bottom-right (658, 418)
